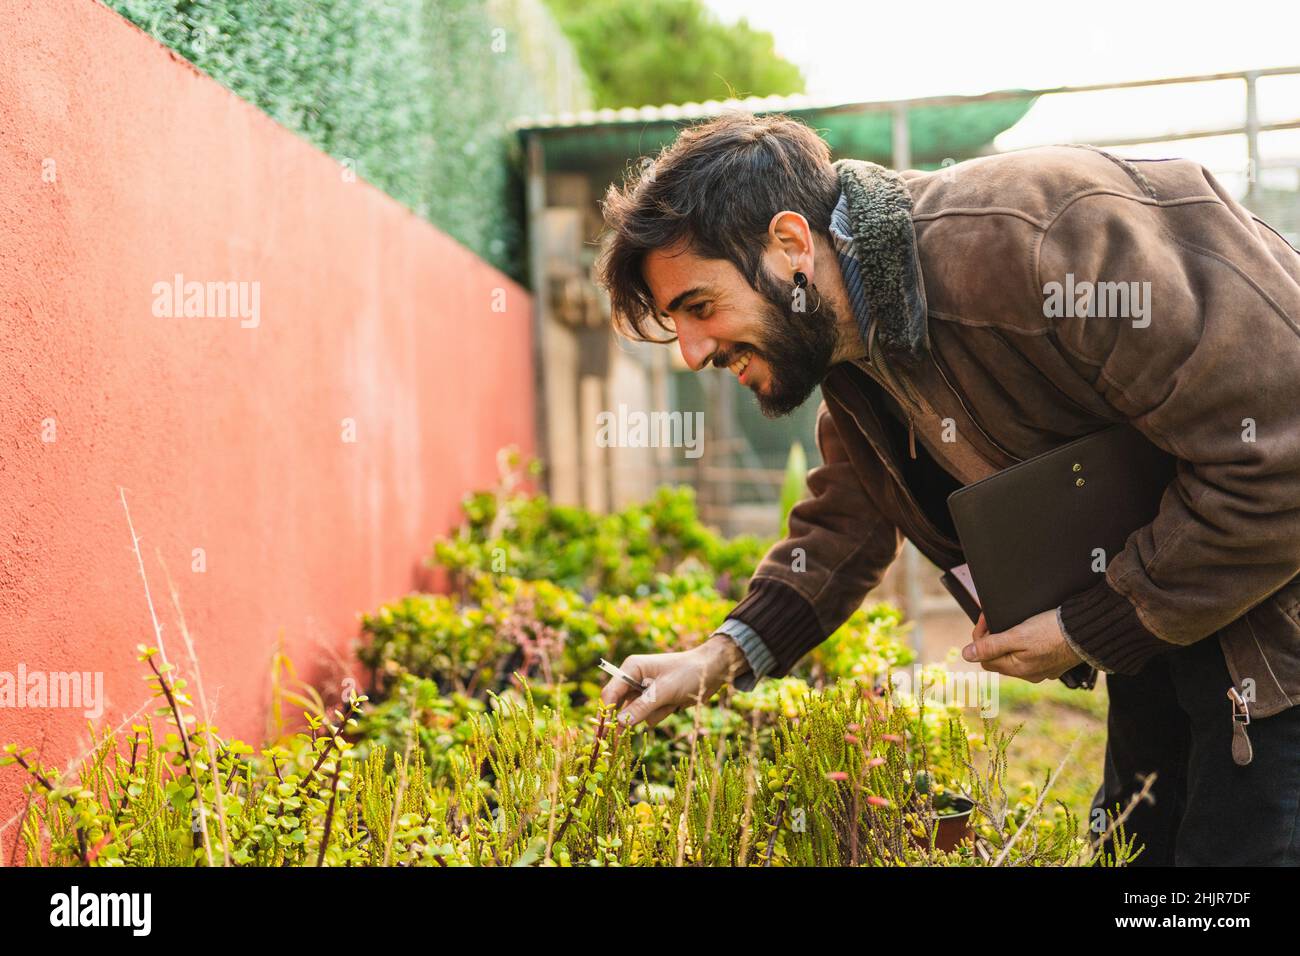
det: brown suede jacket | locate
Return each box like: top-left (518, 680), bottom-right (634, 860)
top-left (726, 145), bottom-right (1300, 718)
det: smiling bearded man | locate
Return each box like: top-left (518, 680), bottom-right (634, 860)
top-left (592, 111), bottom-right (1300, 867)
top-left (719, 258), bottom-right (841, 418)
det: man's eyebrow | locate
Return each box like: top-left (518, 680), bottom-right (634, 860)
top-left (660, 286), bottom-right (712, 317)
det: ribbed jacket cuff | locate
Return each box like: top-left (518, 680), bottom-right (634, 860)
top-left (1056, 605), bottom-right (1111, 675)
top-left (725, 577), bottom-right (826, 677)
top-left (713, 619), bottom-right (774, 692)
top-left (1058, 578), bottom-right (1171, 675)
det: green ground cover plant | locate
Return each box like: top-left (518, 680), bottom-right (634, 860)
top-left (2, 465), bottom-right (1136, 866)
top-left (3, 655), bottom-right (1133, 866)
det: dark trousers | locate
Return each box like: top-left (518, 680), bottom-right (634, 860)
top-left (1092, 633), bottom-right (1300, 866)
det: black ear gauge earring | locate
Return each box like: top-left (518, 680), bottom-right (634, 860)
top-left (791, 270), bottom-right (821, 313)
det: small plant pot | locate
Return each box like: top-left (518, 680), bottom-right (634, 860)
top-left (932, 797), bottom-right (975, 851)
top-left (909, 796), bottom-right (975, 852)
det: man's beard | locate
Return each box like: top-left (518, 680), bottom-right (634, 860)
top-left (720, 265), bottom-right (841, 418)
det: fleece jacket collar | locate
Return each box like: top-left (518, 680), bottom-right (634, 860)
top-left (833, 158), bottom-right (930, 365)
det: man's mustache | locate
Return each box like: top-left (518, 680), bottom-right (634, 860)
top-left (710, 344), bottom-right (760, 369)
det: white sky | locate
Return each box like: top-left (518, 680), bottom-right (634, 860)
top-left (703, 0), bottom-right (1300, 192)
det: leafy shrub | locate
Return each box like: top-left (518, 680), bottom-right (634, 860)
top-left (359, 470), bottom-right (923, 791)
top-left (358, 573), bottom-right (914, 712)
top-left (357, 575), bottom-right (726, 700)
top-left (434, 481), bottom-right (767, 601)
top-left (104, 0), bottom-right (587, 280)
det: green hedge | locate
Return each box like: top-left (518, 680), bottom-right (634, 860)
top-left (107, 0), bottom-right (584, 281)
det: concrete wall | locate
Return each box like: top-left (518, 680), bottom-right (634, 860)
top-left (0, 0), bottom-right (533, 829)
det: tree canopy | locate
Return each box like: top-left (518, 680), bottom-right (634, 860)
top-left (545, 0), bottom-right (806, 109)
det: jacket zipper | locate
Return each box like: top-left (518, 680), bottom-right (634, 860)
top-left (928, 349), bottom-right (1023, 465)
top-left (863, 321), bottom-right (921, 460)
top-left (863, 314), bottom-right (1005, 468)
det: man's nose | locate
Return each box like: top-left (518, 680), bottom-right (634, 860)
top-left (677, 327), bottom-right (718, 372)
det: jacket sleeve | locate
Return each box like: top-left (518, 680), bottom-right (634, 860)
top-left (723, 398), bottom-right (904, 677)
top-left (1042, 174), bottom-right (1300, 675)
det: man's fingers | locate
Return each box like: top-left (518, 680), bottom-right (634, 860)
top-left (599, 656), bottom-right (650, 707)
top-left (962, 609), bottom-right (1065, 681)
top-left (962, 631), bottom-right (1018, 663)
top-left (974, 652), bottom-right (1015, 675)
top-left (973, 612), bottom-right (988, 640)
top-left (614, 688), bottom-right (663, 728)
top-left (640, 703), bottom-right (679, 729)
top-left (977, 652), bottom-right (1044, 682)
top-left (598, 652), bottom-right (697, 727)
top-left (600, 676), bottom-right (632, 708)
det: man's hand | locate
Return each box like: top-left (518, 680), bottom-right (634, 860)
top-left (599, 635), bottom-right (750, 728)
top-left (961, 608), bottom-right (1082, 682)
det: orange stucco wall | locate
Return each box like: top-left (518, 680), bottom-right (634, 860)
top-left (0, 0), bottom-right (533, 832)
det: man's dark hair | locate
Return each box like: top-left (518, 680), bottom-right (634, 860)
top-left (596, 112), bottom-right (840, 342)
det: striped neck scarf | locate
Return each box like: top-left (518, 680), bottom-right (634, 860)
top-left (828, 191), bottom-right (873, 348)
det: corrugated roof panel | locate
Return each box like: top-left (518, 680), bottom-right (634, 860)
top-left (521, 94), bottom-right (1039, 171)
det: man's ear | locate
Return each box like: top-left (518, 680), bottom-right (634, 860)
top-left (767, 210), bottom-right (815, 281)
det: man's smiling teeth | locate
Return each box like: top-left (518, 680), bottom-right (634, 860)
top-left (728, 354), bottom-right (751, 377)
